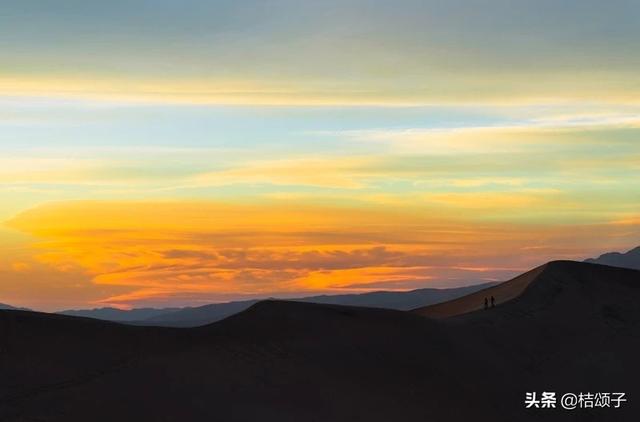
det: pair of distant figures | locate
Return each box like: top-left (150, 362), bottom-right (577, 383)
top-left (484, 296), bottom-right (496, 310)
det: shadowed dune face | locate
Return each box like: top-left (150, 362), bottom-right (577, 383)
top-left (0, 304), bottom-right (482, 422)
top-left (0, 261), bottom-right (639, 422)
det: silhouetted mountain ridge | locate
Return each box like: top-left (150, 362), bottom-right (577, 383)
top-left (139, 282), bottom-right (497, 327)
top-left (60, 306), bottom-right (181, 322)
top-left (56, 282), bottom-right (497, 327)
top-left (0, 303), bottom-right (30, 311)
top-left (585, 245), bottom-right (640, 270)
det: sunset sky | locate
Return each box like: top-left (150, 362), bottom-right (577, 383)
top-left (1, 0), bottom-right (639, 311)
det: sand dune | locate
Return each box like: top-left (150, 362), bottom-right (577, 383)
top-left (0, 260), bottom-right (638, 421)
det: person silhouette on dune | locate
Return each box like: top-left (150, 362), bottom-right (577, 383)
top-left (491, 296), bottom-right (496, 308)
top-left (484, 297), bottom-right (488, 310)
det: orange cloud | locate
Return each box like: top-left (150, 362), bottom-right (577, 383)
top-left (4, 200), bottom-right (639, 309)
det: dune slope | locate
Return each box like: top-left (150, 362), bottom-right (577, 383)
top-left (412, 263), bottom-right (547, 318)
top-left (0, 261), bottom-right (638, 422)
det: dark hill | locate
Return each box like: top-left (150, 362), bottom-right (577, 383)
top-left (1, 261), bottom-right (638, 421)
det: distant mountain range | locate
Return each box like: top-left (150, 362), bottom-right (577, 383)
top-left (0, 303), bottom-right (30, 311)
top-left (59, 282), bottom-right (498, 327)
top-left (10, 244), bottom-right (640, 327)
top-left (59, 307), bottom-right (182, 322)
top-left (585, 245), bottom-right (640, 270)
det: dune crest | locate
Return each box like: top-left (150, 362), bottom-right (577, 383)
top-left (412, 263), bottom-right (547, 318)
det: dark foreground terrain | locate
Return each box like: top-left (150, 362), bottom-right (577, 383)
top-left (1, 261), bottom-right (639, 421)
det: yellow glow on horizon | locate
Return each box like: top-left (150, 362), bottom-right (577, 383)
top-left (3, 200), bottom-right (637, 310)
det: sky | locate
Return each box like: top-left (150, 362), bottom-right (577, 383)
top-left (0, 0), bottom-right (639, 311)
